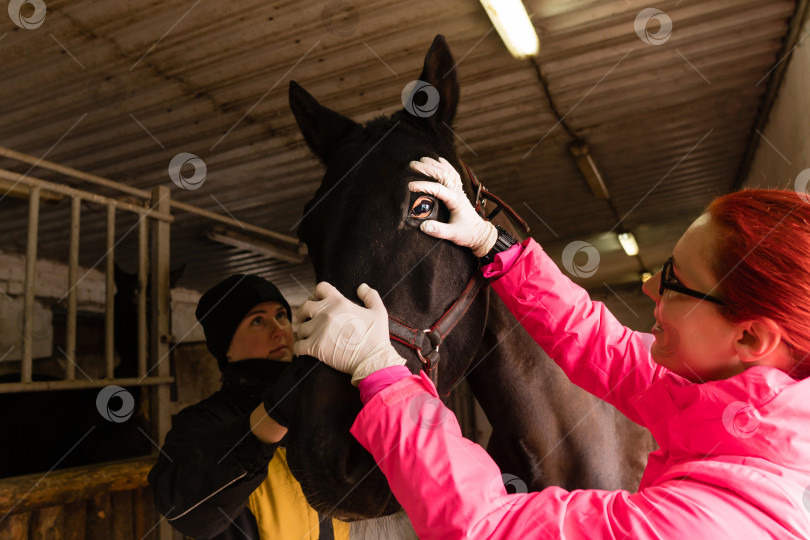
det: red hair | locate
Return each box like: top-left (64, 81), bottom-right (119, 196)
top-left (708, 189), bottom-right (810, 379)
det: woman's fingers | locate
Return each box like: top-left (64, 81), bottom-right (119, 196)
top-left (292, 337), bottom-right (313, 358)
top-left (408, 181), bottom-right (464, 210)
top-left (312, 281), bottom-right (338, 300)
top-left (420, 220), bottom-right (459, 242)
top-left (409, 158), bottom-right (462, 190)
top-left (296, 317), bottom-right (318, 340)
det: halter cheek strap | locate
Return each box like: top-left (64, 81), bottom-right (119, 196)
top-left (387, 271), bottom-right (486, 370)
top-left (461, 161), bottom-right (531, 234)
top-left (386, 161), bottom-right (529, 393)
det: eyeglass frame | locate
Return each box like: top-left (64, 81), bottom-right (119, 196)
top-left (658, 257), bottom-right (726, 306)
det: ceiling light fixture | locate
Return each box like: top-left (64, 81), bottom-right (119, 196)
top-left (618, 232), bottom-right (639, 257)
top-left (480, 0), bottom-right (539, 58)
top-left (569, 143), bottom-right (610, 200)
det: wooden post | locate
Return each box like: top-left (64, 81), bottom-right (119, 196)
top-left (21, 186), bottom-right (40, 384)
top-left (65, 196), bottom-right (81, 380)
top-left (138, 218), bottom-right (148, 378)
top-left (149, 186), bottom-right (173, 540)
top-left (105, 204), bottom-right (115, 379)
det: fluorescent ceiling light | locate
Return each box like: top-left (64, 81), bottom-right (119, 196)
top-left (618, 232), bottom-right (639, 257)
top-left (480, 0), bottom-right (539, 58)
top-left (569, 143), bottom-right (610, 200)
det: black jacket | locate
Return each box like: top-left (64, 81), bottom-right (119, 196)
top-left (148, 359), bottom-right (285, 539)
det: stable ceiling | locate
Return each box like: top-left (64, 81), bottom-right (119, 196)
top-left (0, 0), bottom-right (801, 306)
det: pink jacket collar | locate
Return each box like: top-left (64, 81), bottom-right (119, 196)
top-left (632, 366), bottom-right (810, 472)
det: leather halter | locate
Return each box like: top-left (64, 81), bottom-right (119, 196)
top-left (387, 272), bottom-right (486, 373)
top-left (461, 161), bottom-right (530, 235)
top-left (386, 160), bottom-right (530, 388)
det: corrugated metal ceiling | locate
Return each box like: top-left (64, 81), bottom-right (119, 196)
top-left (0, 0), bottom-right (801, 306)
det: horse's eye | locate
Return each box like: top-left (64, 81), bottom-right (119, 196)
top-left (410, 196), bottom-right (435, 219)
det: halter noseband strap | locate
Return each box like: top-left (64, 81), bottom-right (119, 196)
top-left (387, 271), bottom-right (486, 373)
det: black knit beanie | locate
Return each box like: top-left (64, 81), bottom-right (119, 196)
top-left (195, 274), bottom-right (292, 369)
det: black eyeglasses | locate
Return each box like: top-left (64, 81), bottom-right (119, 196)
top-left (659, 257), bottom-right (726, 306)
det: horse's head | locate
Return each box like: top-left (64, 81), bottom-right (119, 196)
top-left (286, 35), bottom-right (489, 519)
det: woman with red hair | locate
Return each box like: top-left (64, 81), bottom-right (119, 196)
top-left (296, 157), bottom-right (810, 539)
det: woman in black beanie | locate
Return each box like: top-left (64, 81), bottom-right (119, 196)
top-left (148, 274), bottom-right (348, 540)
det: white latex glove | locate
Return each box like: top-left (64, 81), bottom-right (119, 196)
top-left (409, 156), bottom-right (498, 257)
top-left (294, 282), bottom-right (406, 385)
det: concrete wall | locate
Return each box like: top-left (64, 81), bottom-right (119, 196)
top-left (0, 250), bottom-right (203, 367)
top-left (744, 15), bottom-right (810, 189)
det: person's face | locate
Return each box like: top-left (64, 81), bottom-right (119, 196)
top-left (227, 301), bottom-right (294, 363)
top-left (642, 214), bottom-right (744, 382)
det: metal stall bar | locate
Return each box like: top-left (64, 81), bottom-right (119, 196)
top-left (149, 185), bottom-right (172, 445)
top-left (0, 376), bottom-right (174, 393)
top-left (0, 146), bottom-right (302, 248)
top-left (0, 146), bottom-right (148, 199)
top-left (21, 187), bottom-right (41, 384)
top-left (65, 196), bottom-right (81, 380)
top-left (105, 205), bottom-right (115, 379)
top-left (149, 186), bottom-right (174, 540)
top-left (138, 218), bottom-right (148, 378)
top-left (0, 170), bottom-right (173, 222)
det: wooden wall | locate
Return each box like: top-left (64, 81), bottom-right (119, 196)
top-left (0, 458), bottom-right (180, 540)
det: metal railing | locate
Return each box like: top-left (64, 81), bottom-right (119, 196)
top-left (0, 144), bottom-right (303, 395)
top-left (0, 168), bottom-right (174, 392)
top-left (0, 146), bottom-right (304, 540)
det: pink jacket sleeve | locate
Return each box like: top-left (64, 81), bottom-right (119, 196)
top-left (351, 373), bottom-right (664, 540)
top-left (491, 239), bottom-right (662, 425)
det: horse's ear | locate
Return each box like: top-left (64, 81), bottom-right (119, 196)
top-left (409, 34), bottom-right (459, 130)
top-left (289, 81), bottom-right (358, 163)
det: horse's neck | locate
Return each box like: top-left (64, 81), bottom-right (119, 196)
top-left (465, 292), bottom-right (653, 492)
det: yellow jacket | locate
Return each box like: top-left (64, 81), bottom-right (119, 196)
top-left (248, 447), bottom-right (350, 540)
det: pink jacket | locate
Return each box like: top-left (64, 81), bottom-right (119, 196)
top-left (351, 239), bottom-right (810, 539)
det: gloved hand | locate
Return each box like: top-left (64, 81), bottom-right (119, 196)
top-left (409, 156), bottom-right (498, 257)
top-left (261, 356), bottom-right (318, 427)
top-left (294, 282), bottom-right (406, 385)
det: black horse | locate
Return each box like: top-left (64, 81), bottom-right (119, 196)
top-left (285, 35), bottom-right (654, 521)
